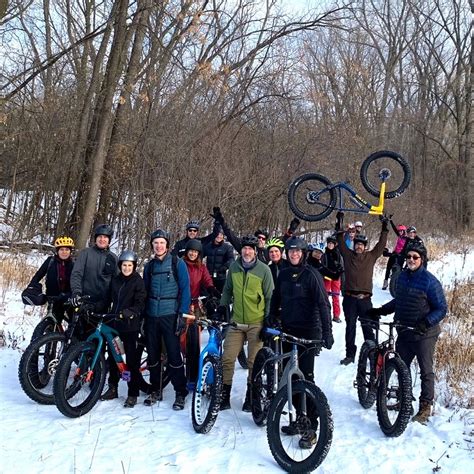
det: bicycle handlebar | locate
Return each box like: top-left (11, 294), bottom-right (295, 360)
top-left (264, 327), bottom-right (322, 346)
top-left (359, 318), bottom-right (417, 332)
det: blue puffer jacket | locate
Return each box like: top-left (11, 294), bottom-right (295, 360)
top-left (143, 253), bottom-right (190, 317)
top-left (380, 265), bottom-right (447, 327)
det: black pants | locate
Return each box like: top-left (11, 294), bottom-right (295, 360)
top-left (396, 326), bottom-right (440, 404)
top-left (212, 278), bottom-right (226, 295)
top-left (107, 331), bottom-right (141, 397)
top-left (384, 254), bottom-right (403, 280)
top-left (342, 296), bottom-right (375, 359)
top-left (145, 315), bottom-right (187, 396)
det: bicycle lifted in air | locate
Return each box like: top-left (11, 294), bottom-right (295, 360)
top-left (288, 150), bottom-right (411, 222)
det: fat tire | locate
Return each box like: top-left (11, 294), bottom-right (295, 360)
top-left (238, 343), bottom-right (248, 369)
top-left (192, 354), bottom-right (223, 434)
top-left (267, 380), bottom-right (333, 473)
top-left (186, 323), bottom-right (200, 383)
top-left (18, 333), bottom-right (67, 404)
top-left (288, 173), bottom-right (337, 222)
top-left (389, 264), bottom-right (401, 298)
top-left (251, 347), bottom-right (275, 426)
top-left (376, 356), bottom-right (412, 437)
top-left (53, 341), bottom-right (106, 418)
top-left (356, 340), bottom-right (377, 409)
top-left (360, 150), bottom-right (411, 199)
top-left (30, 317), bottom-right (60, 342)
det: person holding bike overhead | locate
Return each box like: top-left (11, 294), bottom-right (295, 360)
top-left (218, 235), bottom-right (274, 412)
top-left (143, 229), bottom-right (191, 410)
top-left (70, 224), bottom-right (118, 313)
top-left (382, 220), bottom-right (407, 290)
top-left (171, 219), bottom-right (219, 259)
top-left (101, 251), bottom-right (146, 408)
top-left (23, 236), bottom-right (75, 321)
top-left (267, 236), bottom-right (333, 448)
top-left (336, 212), bottom-right (388, 365)
top-left (367, 241), bottom-right (447, 424)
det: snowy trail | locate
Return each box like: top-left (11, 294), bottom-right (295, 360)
top-left (1, 252), bottom-right (472, 473)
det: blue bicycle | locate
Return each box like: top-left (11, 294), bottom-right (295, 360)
top-left (188, 315), bottom-right (233, 434)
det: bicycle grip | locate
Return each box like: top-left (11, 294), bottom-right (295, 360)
top-left (265, 327), bottom-right (281, 336)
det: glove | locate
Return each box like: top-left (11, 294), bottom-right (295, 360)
top-left (335, 211), bottom-right (344, 232)
top-left (120, 308), bottom-right (136, 320)
top-left (175, 312), bottom-right (186, 336)
top-left (215, 305), bottom-right (228, 322)
top-left (322, 332), bottom-right (334, 350)
top-left (365, 307), bottom-right (382, 321)
top-left (204, 297), bottom-right (219, 316)
top-left (288, 217), bottom-right (300, 233)
top-left (210, 206), bottom-right (224, 224)
top-left (383, 247), bottom-right (391, 258)
top-left (69, 294), bottom-right (82, 307)
top-left (380, 214), bottom-right (389, 231)
top-left (207, 286), bottom-right (221, 298)
top-left (57, 293), bottom-right (69, 303)
top-left (416, 319), bottom-right (428, 335)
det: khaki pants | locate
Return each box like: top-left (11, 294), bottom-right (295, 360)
top-left (222, 324), bottom-right (263, 385)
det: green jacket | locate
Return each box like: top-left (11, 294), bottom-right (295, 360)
top-left (220, 257), bottom-right (274, 324)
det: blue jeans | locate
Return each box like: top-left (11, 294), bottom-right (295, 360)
top-left (145, 315), bottom-right (187, 396)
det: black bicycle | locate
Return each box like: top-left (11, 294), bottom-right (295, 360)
top-left (354, 320), bottom-right (413, 437)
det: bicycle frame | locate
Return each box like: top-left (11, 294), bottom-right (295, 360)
top-left (329, 180), bottom-right (386, 216)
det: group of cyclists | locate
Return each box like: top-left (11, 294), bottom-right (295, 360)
top-left (23, 206), bottom-right (445, 428)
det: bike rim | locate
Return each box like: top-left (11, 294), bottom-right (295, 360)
top-left (193, 360), bottom-right (214, 426)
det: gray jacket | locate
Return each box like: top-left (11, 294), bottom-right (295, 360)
top-left (70, 246), bottom-right (118, 307)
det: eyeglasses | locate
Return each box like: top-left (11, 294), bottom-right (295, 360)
top-left (257, 236), bottom-right (266, 241)
top-left (187, 229), bottom-right (198, 233)
top-left (406, 255), bottom-right (421, 261)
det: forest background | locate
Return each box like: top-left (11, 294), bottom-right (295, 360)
top-left (0, 0), bottom-right (472, 253)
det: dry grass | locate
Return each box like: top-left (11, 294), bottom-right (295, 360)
top-left (435, 278), bottom-right (474, 409)
top-left (0, 252), bottom-right (38, 302)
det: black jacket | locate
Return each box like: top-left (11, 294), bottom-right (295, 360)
top-left (307, 255), bottom-right (339, 280)
top-left (171, 224), bottom-right (220, 258)
top-left (270, 264), bottom-right (332, 339)
top-left (268, 258), bottom-right (291, 285)
top-left (109, 272), bottom-right (147, 332)
top-left (202, 240), bottom-right (235, 280)
top-left (322, 247), bottom-right (343, 279)
top-left (30, 256), bottom-right (74, 297)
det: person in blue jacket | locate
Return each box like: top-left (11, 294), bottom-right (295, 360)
top-left (143, 229), bottom-right (191, 410)
top-left (367, 241), bottom-right (447, 424)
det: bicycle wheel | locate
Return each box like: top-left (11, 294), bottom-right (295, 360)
top-left (192, 354), bottom-right (223, 434)
top-left (376, 356), bottom-right (412, 437)
top-left (267, 380), bottom-right (333, 472)
top-left (18, 333), bottom-right (67, 404)
top-left (251, 347), bottom-right (275, 426)
top-left (238, 342), bottom-right (248, 369)
top-left (53, 341), bottom-right (106, 418)
top-left (136, 341), bottom-right (171, 395)
top-left (356, 340), bottom-right (377, 409)
top-left (185, 322), bottom-right (200, 384)
top-left (288, 173), bottom-right (337, 222)
top-left (360, 150), bottom-right (411, 198)
top-left (389, 264), bottom-right (401, 298)
top-left (31, 317), bottom-right (61, 342)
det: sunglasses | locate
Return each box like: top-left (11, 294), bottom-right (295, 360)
top-left (257, 236), bottom-right (266, 240)
top-left (187, 229), bottom-right (198, 233)
top-left (406, 255), bottom-right (421, 261)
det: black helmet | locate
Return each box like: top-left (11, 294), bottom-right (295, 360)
top-left (405, 241), bottom-right (427, 260)
top-left (285, 236), bottom-right (308, 252)
top-left (186, 220), bottom-right (200, 231)
top-left (353, 234), bottom-right (368, 246)
top-left (254, 229), bottom-right (269, 239)
top-left (118, 250), bottom-right (138, 270)
top-left (94, 224), bottom-right (113, 239)
top-left (150, 229), bottom-right (170, 246)
top-left (241, 235), bottom-right (258, 249)
top-left (185, 239), bottom-right (202, 254)
top-left (407, 226), bottom-right (417, 233)
top-left (326, 235), bottom-right (337, 244)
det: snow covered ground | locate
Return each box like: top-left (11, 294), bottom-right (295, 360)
top-left (0, 251), bottom-right (472, 474)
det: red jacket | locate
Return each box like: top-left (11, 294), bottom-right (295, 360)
top-left (184, 258), bottom-right (214, 300)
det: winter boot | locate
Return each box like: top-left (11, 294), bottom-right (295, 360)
top-left (124, 396), bottom-right (137, 408)
top-left (299, 430), bottom-right (317, 449)
top-left (172, 394), bottom-right (186, 411)
top-left (340, 356), bottom-right (355, 366)
top-left (100, 385), bottom-right (118, 401)
top-left (220, 384), bottom-right (232, 411)
top-left (332, 316), bottom-right (342, 323)
top-left (242, 383), bottom-right (252, 412)
top-left (412, 400), bottom-right (432, 424)
top-left (382, 279), bottom-right (389, 290)
top-left (144, 391), bottom-right (160, 406)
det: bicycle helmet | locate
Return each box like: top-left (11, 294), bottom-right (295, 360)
top-left (285, 236), bottom-right (308, 252)
top-left (54, 236), bottom-right (74, 248)
top-left (266, 237), bottom-right (285, 250)
top-left (308, 242), bottom-right (324, 252)
top-left (94, 224), bottom-right (113, 239)
top-left (326, 235), bottom-right (337, 244)
top-left (254, 229), bottom-right (269, 239)
top-left (397, 225), bottom-right (407, 232)
top-left (405, 241), bottom-right (427, 260)
top-left (186, 220), bottom-right (200, 231)
top-left (353, 234), bottom-right (368, 246)
top-left (150, 229), bottom-right (170, 246)
top-left (241, 235), bottom-right (259, 249)
top-left (118, 250), bottom-right (138, 269)
top-left (407, 226), bottom-right (417, 233)
top-left (185, 239), bottom-right (202, 254)
top-left (355, 221), bottom-right (363, 227)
